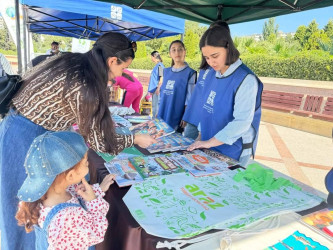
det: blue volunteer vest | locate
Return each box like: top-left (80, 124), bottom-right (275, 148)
top-left (183, 67), bottom-right (213, 126)
top-left (200, 63), bottom-right (263, 160)
top-left (148, 62), bottom-right (164, 93)
top-left (158, 66), bottom-right (196, 129)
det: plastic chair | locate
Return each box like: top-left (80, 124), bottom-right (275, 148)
top-left (140, 99), bottom-right (152, 116)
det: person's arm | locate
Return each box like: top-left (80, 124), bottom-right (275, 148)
top-left (188, 75), bottom-right (258, 151)
top-left (155, 66), bottom-right (164, 95)
top-left (180, 72), bottom-right (197, 128)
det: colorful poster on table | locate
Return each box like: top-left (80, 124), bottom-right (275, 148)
top-left (123, 172), bottom-right (322, 239)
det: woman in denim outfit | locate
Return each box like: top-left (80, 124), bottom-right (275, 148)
top-left (0, 32), bottom-right (156, 250)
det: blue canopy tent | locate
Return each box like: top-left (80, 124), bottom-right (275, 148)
top-left (15, 0), bottom-right (185, 73)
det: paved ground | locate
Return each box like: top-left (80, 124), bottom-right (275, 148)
top-left (255, 121), bottom-right (333, 199)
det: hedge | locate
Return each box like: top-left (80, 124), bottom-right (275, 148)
top-left (130, 53), bottom-right (333, 81)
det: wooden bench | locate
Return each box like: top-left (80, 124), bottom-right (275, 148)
top-left (261, 90), bottom-right (333, 137)
top-left (261, 90), bottom-right (304, 113)
top-left (312, 97), bottom-right (333, 122)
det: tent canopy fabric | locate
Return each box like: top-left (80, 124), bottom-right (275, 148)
top-left (20, 0), bottom-right (185, 41)
top-left (95, 0), bottom-right (333, 25)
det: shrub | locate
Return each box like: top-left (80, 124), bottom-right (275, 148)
top-left (129, 52), bottom-right (333, 81)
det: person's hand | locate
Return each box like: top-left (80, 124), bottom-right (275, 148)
top-left (100, 174), bottom-right (116, 192)
top-left (134, 134), bottom-right (157, 148)
top-left (180, 120), bottom-right (187, 128)
top-left (76, 178), bottom-right (96, 202)
top-left (155, 87), bottom-right (161, 95)
top-left (187, 140), bottom-right (211, 151)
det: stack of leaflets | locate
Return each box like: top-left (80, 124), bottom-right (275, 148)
top-left (146, 133), bottom-right (194, 153)
top-left (105, 159), bottom-right (144, 187)
top-left (112, 114), bottom-right (132, 128)
top-left (105, 150), bottom-right (236, 186)
top-left (172, 150), bottom-right (229, 177)
top-left (130, 118), bottom-right (174, 139)
top-left (300, 208), bottom-right (333, 241)
top-left (129, 155), bottom-right (185, 179)
top-left (201, 148), bottom-right (239, 167)
top-left (124, 115), bottom-right (152, 124)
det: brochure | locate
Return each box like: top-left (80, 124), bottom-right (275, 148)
top-left (129, 155), bottom-right (185, 179)
top-left (124, 115), bottom-right (152, 124)
top-left (96, 146), bottom-right (143, 162)
top-left (201, 148), bottom-right (239, 167)
top-left (146, 133), bottom-right (194, 153)
top-left (300, 208), bottom-right (333, 241)
top-left (112, 114), bottom-right (132, 127)
top-left (130, 118), bottom-right (174, 139)
top-left (105, 159), bottom-right (144, 187)
top-left (173, 150), bottom-right (229, 177)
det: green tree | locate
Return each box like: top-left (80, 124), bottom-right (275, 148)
top-left (324, 19), bottom-right (333, 39)
top-left (135, 41), bottom-right (147, 58)
top-left (294, 25), bottom-right (307, 47)
top-left (262, 18), bottom-right (279, 41)
top-left (0, 24), bottom-right (16, 51)
top-left (183, 29), bottom-right (199, 58)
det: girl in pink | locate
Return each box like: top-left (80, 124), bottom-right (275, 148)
top-left (115, 69), bottom-right (143, 113)
top-left (16, 131), bottom-right (115, 250)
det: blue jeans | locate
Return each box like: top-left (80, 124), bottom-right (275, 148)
top-left (0, 110), bottom-right (48, 250)
top-left (152, 92), bottom-right (159, 118)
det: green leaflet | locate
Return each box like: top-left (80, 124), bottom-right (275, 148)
top-left (200, 211), bottom-right (206, 220)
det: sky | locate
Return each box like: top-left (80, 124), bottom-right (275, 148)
top-left (229, 6), bottom-right (333, 37)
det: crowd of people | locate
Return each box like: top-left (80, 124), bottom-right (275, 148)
top-left (0, 20), bottom-right (332, 250)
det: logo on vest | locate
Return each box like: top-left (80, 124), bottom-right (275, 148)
top-left (166, 80), bottom-right (175, 90)
top-left (202, 69), bottom-right (210, 80)
top-left (206, 91), bottom-right (216, 106)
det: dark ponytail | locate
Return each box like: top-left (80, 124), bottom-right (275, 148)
top-left (151, 51), bottom-right (163, 62)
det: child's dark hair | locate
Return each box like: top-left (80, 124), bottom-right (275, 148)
top-left (169, 40), bottom-right (186, 67)
top-left (199, 21), bottom-right (239, 70)
top-left (151, 51), bottom-right (163, 62)
top-left (15, 163), bottom-right (80, 232)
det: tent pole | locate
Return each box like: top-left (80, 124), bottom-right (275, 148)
top-left (15, 0), bottom-right (22, 74)
top-left (22, 5), bottom-right (28, 72)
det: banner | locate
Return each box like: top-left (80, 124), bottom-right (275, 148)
top-left (71, 38), bottom-right (91, 53)
top-left (0, 0), bottom-right (34, 71)
top-left (123, 172), bottom-right (322, 239)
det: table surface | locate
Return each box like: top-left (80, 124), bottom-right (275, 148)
top-left (88, 149), bottom-right (329, 250)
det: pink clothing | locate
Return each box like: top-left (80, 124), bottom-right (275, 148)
top-left (115, 69), bottom-right (143, 112)
top-left (38, 184), bottom-right (109, 250)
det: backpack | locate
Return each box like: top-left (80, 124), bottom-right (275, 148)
top-left (0, 69), bottom-right (22, 118)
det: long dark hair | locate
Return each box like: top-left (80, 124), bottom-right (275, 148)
top-left (16, 32), bottom-right (135, 153)
top-left (199, 21), bottom-right (239, 69)
top-left (169, 40), bottom-right (185, 67)
top-left (151, 51), bottom-right (163, 62)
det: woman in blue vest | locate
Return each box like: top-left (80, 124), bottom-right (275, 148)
top-left (157, 40), bottom-right (197, 131)
top-left (147, 51), bottom-right (164, 117)
top-left (187, 21), bottom-right (263, 167)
